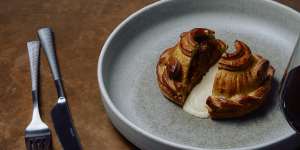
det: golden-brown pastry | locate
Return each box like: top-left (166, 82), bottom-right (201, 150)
top-left (156, 28), bottom-right (227, 106)
top-left (206, 40), bottom-right (275, 119)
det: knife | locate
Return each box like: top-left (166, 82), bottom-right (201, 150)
top-left (38, 27), bottom-right (82, 150)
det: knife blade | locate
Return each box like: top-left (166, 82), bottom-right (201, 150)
top-left (38, 27), bottom-right (82, 150)
top-left (52, 97), bottom-right (82, 149)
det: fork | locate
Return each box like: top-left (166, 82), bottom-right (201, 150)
top-left (25, 41), bottom-right (52, 150)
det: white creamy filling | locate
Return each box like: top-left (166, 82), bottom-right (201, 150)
top-left (183, 64), bottom-right (218, 118)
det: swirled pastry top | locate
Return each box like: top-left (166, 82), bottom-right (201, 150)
top-left (206, 40), bottom-right (275, 119)
top-left (156, 28), bottom-right (226, 106)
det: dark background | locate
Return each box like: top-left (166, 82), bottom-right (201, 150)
top-left (0, 0), bottom-right (299, 149)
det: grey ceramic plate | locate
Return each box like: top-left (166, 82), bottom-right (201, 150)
top-left (98, 0), bottom-right (300, 149)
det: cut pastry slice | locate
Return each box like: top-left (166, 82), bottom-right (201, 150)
top-left (206, 40), bottom-right (275, 119)
top-left (156, 28), bottom-right (227, 106)
top-left (183, 64), bottom-right (218, 118)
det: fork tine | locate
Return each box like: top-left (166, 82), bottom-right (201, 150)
top-left (36, 140), bottom-right (40, 150)
top-left (30, 139), bottom-right (35, 150)
top-left (39, 140), bottom-right (44, 150)
top-left (28, 133), bottom-right (52, 150)
top-left (25, 138), bottom-right (32, 150)
top-left (38, 141), bottom-right (41, 150)
top-left (31, 140), bottom-right (35, 150)
top-left (39, 141), bottom-right (43, 150)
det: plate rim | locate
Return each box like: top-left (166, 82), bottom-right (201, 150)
top-left (98, 0), bottom-right (299, 149)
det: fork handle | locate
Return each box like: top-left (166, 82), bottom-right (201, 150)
top-left (27, 41), bottom-right (40, 92)
top-left (38, 27), bottom-right (65, 97)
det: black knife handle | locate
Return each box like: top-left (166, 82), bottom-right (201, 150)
top-left (38, 27), bottom-right (65, 97)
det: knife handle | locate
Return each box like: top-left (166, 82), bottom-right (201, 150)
top-left (27, 41), bottom-right (40, 92)
top-left (38, 27), bottom-right (65, 97)
top-left (37, 27), bottom-right (61, 80)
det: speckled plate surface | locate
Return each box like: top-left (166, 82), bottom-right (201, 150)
top-left (98, 0), bottom-right (300, 149)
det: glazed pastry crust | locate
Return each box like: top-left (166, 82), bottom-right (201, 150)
top-left (206, 40), bottom-right (275, 119)
top-left (156, 28), bottom-right (226, 106)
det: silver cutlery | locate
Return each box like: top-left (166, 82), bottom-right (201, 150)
top-left (25, 41), bottom-right (52, 150)
top-left (38, 27), bottom-right (82, 150)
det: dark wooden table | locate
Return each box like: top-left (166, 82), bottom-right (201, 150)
top-left (0, 0), bottom-right (299, 149)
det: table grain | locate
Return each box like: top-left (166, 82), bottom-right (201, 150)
top-left (0, 0), bottom-right (298, 149)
